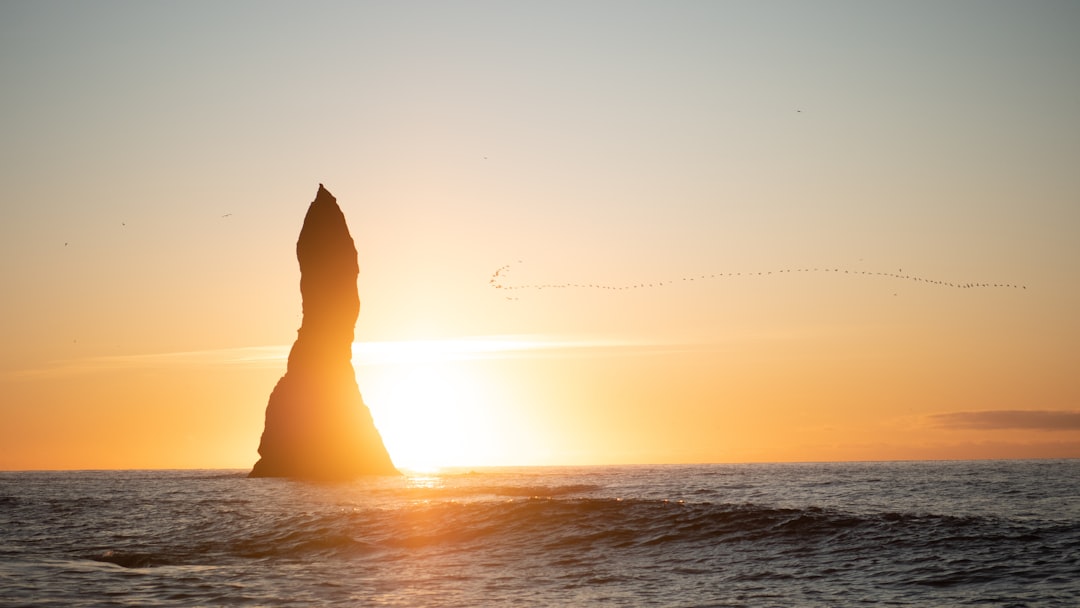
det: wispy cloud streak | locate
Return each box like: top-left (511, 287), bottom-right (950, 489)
top-left (930, 410), bottom-right (1080, 431)
top-left (4, 335), bottom-right (661, 379)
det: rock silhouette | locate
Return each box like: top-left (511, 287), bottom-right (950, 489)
top-left (251, 184), bottom-right (398, 479)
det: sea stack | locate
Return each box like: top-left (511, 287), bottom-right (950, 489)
top-left (250, 184), bottom-right (398, 479)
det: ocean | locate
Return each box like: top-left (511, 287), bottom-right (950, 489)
top-left (1, 461), bottom-right (1077, 607)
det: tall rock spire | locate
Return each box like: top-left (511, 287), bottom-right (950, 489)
top-left (250, 184), bottom-right (398, 479)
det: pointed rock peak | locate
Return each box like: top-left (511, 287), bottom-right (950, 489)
top-left (317, 182), bottom-right (332, 199)
top-left (304, 184), bottom-right (347, 234)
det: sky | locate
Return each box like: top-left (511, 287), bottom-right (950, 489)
top-left (2, 0), bottom-right (1078, 470)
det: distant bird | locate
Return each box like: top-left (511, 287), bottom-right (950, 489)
top-left (222, 213), bottom-right (233, 218)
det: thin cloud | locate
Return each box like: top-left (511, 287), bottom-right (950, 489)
top-left (930, 410), bottom-right (1080, 431)
top-left (4, 345), bottom-right (291, 379)
top-left (351, 335), bottom-right (711, 364)
top-left (4, 335), bottom-right (654, 379)
top-left (351, 335), bottom-right (622, 364)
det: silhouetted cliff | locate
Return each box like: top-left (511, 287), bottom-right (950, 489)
top-left (250, 184), bottom-right (398, 479)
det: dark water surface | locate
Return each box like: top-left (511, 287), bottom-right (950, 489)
top-left (1, 461), bottom-right (1078, 606)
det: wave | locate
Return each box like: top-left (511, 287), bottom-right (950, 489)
top-left (85, 496), bottom-right (1077, 573)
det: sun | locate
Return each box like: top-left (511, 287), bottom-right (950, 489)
top-left (354, 340), bottom-right (506, 472)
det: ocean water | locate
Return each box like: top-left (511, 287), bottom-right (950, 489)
top-left (1, 461), bottom-right (1077, 607)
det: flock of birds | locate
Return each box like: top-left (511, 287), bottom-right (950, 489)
top-left (489, 262), bottom-right (1026, 300)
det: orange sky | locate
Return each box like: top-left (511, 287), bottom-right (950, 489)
top-left (2, 2), bottom-right (1078, 470)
